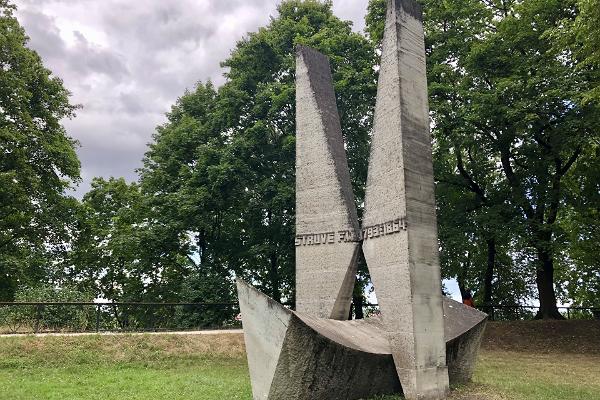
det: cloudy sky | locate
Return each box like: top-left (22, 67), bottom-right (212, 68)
top-left (14, 0), bottom-right (370, 196)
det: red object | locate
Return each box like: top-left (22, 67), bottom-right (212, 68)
top-left (463, 298), bottom-right (475, 308)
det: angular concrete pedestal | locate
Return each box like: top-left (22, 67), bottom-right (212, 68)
top-left (238, 280), bottom-right (487, 400)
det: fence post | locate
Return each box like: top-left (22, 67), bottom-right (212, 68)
top-left (567, 308), bottom-right (570, 320)
top-left (96, 304), bottom-right (100, 333)
top-left (149, 306), bottom-right (155, 332)
top-left (34, 304), bottom-right (42, 334)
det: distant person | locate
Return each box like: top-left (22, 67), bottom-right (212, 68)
top-left (462, 290), bottom-right (475, 308)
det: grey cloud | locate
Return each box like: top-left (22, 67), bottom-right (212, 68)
top-left (14, 0), bottom-right (368, 199)
top-left (101, 2), bottom-right (217, 50)
top-left (207, 0), bottom-right (276, 14)
top-left (71, 30), bottom-right (129, 80)
top-left (18, 9), bottom-right (66, 59)
top-left (18, 9), bottom-right (129, 83)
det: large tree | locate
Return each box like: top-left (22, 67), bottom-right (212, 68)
top-left (366, 0), bottom-right (599, 318)
top-left (69, 178), bottom-right (145, 301)
top-left (0, 1), bottom-right (80, 300)
top-left (139, 0), bottom-right (377, 303)
top-left (463, 0), bottom-right (598, 318)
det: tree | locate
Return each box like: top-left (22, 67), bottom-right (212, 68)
top-left (69, 178), bottom-right (145, 301)
top-left (464, 0), bottom-right (599, 318)
top-left (140, 0), bottom-right (377, 303)
top-left (0, 1), bottom-right (80, 300)
top-left (366, 0), bottom-right (599, 318)
top-left (69, 177), bottom-right (193, 303)
top-left (553, 0), bottom-right (600, 104)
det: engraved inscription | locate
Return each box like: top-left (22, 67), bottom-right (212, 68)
top-left (295, 217), bottom-right (407, 246)
top-left (362, 217), bottom-right (407, 241)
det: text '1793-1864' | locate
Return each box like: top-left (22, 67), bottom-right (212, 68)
top-left (295, 217), bottom-right (407, 247)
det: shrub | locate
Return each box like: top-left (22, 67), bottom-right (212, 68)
top-left (0, 285), bottom-right (93, 333)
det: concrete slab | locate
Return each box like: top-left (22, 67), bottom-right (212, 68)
top-left (361, 1), bottom-right (449, 397)
top-left (295, 45), bottom-right (361, 320)
top-left (237, 280), bottom-right (292, 400)
top-left (237, 281), bottom-right (486, 399)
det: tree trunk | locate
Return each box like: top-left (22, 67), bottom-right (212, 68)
top-left (269, 251), bottom-right (281, 303)
top-left (535, 248), bottom-right (565, 320)
top-left (197, 230), bottom-right (206, 266)
top-left (483, 238), bottom-right (496, 313)
top-left (352, 295), bottom-right (364, 320)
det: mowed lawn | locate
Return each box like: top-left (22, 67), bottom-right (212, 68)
top-left (1, 322), bottom-right (599, 400)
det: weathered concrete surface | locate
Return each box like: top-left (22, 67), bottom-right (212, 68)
top-left (298, 297), bottom-right (486, 388)
top-left (237, 280), bottom-right (292, 400)
top-left (295, 45), bottom-right (361, 320)
top-left (237, 281), bottom-right (486, 400)
top-left (443, 300), bottom-right (487, 385)
top-left (238, 280), bottom-right (401, 400)
top-left (361, 1), bottom-right (449, 398)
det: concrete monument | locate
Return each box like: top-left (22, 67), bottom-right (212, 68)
top-left (361, 0), bottom-right (448, 397)
top-left (295, 46), bottom-right (361, 321)
top-left (237, 1), bottom-right (487, 399)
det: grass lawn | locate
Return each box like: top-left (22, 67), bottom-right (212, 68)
top-left (377, 351), bottom-right (600, 400)
top-left (0, 327), bottom-right (599, 400)
top-left (0, 334), bottom-right (251, 400)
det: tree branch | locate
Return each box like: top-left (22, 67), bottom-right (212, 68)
top-left (456, 148), bottom-right (488, 203)
top-left (186, 254), bottom-right (200, 269)
top-left (544, 147), bottom-right (582, 226)
top-left (533, 132), bottom-right (552, 151)
top-left (560, 146), bottom-right (582, 176)
top-left (500, 145), bottom-right (535, 220)
top-left (546, 160), bottom-right (563, 226)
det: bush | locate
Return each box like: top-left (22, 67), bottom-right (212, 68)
top-left (0, 285), bottom-right (93, 333)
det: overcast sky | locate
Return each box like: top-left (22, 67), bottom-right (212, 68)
top-left (14, 0), bottom-right (370, 196)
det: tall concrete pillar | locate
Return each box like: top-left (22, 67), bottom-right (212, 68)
top-left (361, 1), bottom-right (449, 398)
top-left (295, 45), bottom-right (361, 320)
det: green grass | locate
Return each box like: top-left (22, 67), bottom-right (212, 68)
top-left (374, 351), bottom-right (600, 400)
top-left (0, 333), bottom-right (599, 400)
top-left (473, 351), bottom-right (600, 400)
top-left (0, 361), bottom-right (250, 400)
top-left (0, 334), bottom-right (251, 400)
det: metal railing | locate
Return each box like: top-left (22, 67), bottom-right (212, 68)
top-left (355, 302), bottom-right (600, 321)
top-left (476, 304), bottom-right (600, 321)
top-left (0, 302), bottom-right (240, 334)
top-left (1, 301), bottom-right (597, 334)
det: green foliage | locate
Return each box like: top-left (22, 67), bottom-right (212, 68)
top-left (139, 0), bottom-right (376, 302)
top-left (0, 1), bottom-right (80, 300)
top-left (457, 0), bottom-right (599, 316)
top-left (361, 0), bottom-right (600, 316)
top-left (0, 285), bottom-right (92, 333)
top-left (68, 177), bottom-right (194, 304)
top-left (557, 142), bottom-right (600, 307)
top-left (68, 178), bottom-right (147, 301)
top-left (550, 0), bottom-right (600, 103)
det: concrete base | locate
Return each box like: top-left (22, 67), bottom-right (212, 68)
top-left (237, 280), bottom-right (487, 400)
